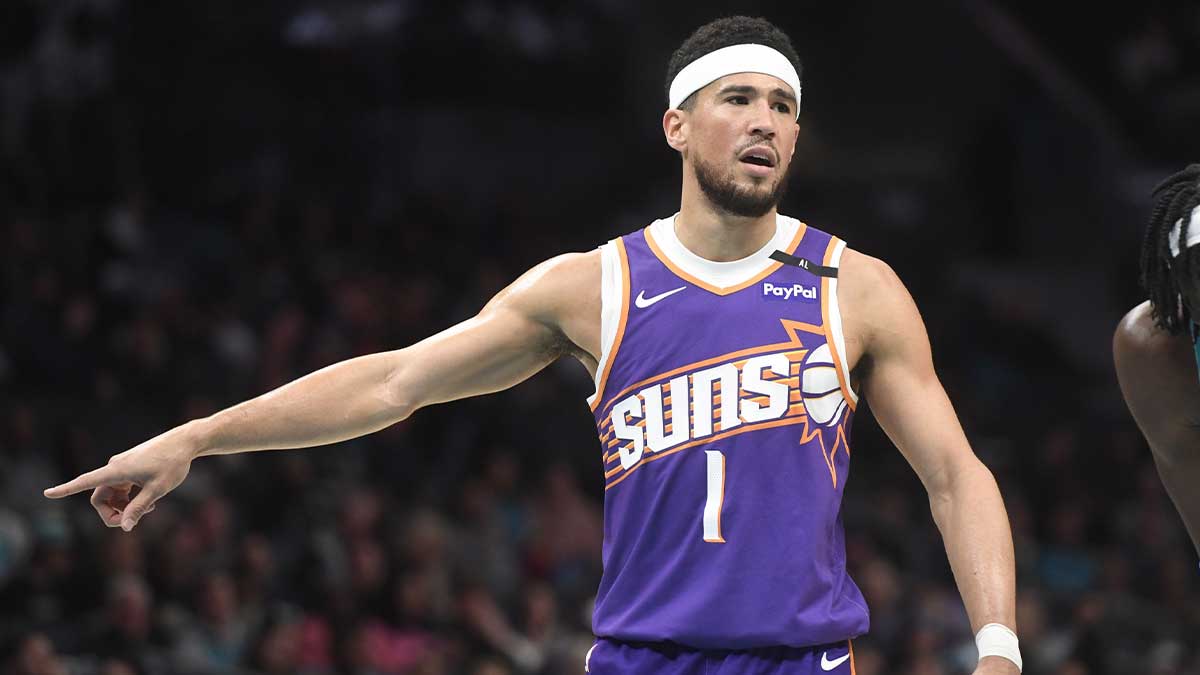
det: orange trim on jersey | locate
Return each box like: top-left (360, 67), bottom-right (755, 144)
top-left (822, 420), bottom-right (852, 488)
top-left (642, 221), bottom-right (808, 296)
top-left (604, 415), bottom-right (809, 490)
top-left (590, 238), bottom-right (632, 412)
top-left (819, 237), bottom-right (857, 412)
top-left (849, 640), bottom-right (856, 675)
top-left (596, 320), bottom-right (822, 417)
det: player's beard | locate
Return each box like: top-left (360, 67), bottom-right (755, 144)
top-left (693, 150), bottom-right (790, 218)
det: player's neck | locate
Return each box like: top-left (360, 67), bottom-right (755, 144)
top-left (675, 196), bottom-right (778, 263)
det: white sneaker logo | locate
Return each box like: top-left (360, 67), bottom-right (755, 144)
top-left (820, 651), bottom-right (850, 671)
top-left (635, 286), bottom-right (686, 308)
top-left (584, 643), bottom-right (597, 672)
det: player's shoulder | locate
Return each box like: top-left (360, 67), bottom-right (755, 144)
top-left (512, 249), bottom-right (601, 292)
top-left (839, 248), bottom-right (901, 286)
top-left (1113, 301), bottom-right (1200, 441)
top-left (533, 248), bottom-right (602, 282)
top-left (1113, 300), bottom-right (1191, 371)
top-left (497, 248), bottom-right (601, 322)
top-left (1114, 301), bottom-right (1182, 358)
top-left (833, 248), bottom-right (925, 364)
top-left (837, 248), bottom-right (911, 313)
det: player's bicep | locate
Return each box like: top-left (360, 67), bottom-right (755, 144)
top-left (388, 252), bottom-right (596, 411)
top-left (858, 265), bottom-right (975, 492)
top-left (395, 303), bottom-right (562, 408)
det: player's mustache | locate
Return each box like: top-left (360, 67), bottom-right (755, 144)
top-left (735, 137), bottom-right (779, 159)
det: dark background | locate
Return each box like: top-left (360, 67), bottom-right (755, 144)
top-left (2, 1), bottom-right (1200, 674)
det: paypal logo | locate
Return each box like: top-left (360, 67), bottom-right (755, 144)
top-left (761, 281), bottom-right (817, 302)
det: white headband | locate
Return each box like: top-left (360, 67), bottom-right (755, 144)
top-left (1167, 203), bottom-right (1200, 257)
top-left (668, 43), bottom-right (801, 118)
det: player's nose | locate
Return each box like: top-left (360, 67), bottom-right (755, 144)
top-left (747, 100), bottom-right (777, 139)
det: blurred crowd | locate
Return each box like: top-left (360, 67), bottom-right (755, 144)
top-left (3, 1), bottom-right (1200, 674)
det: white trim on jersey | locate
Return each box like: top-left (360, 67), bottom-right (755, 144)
top-left (587, 240), bottom-right (623, 407)
top-left (826, 239), bottom-right (860, 405)
top-left (650, 214), bottom-right (801, 288)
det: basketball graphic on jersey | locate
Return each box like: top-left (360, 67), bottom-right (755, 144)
top-left (800, 343), bottom-right (848, 426)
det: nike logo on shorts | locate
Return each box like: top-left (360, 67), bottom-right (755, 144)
top-left (584, 643), bottom-right (596, 672)
top-left (821, 650), bottom-right (850, 671)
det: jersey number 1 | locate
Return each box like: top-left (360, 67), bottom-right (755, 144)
top-left (703, 450), bottom-right (726, 543)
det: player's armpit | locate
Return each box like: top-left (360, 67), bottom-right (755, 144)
top-left (389, 249), bottom-right (602, 411)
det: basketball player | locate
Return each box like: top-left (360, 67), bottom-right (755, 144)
top-left (45, 17), bottom-right (1020, 674)
top-left (1114, 164), bottom-right (1200, 554)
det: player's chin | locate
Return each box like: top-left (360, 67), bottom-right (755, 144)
top-left (737, 161), bottom-right (777, 180)
top-left (736, 173), bottom-right (778, 193)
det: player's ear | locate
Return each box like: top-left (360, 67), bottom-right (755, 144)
top-left (663, 108), bottom-right (688, 154)
top-left (790, 122), bottom-right (799, 158)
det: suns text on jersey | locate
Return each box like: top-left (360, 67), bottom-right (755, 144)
top-left (607, 352), bottom-right (806, 470)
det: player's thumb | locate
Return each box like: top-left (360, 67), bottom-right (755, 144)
top-left (121, 486), bottom-right (160, 532)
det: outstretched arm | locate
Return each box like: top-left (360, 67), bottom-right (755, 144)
top-left (44, 251), bottom-right (600, 530)
top-left (843, 251), bottom-right (1018, 675)
top-left (1114, 301), bottom-right (1200, 555)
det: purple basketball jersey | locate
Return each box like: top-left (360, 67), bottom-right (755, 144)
top-left (588, 215), bottom-right (870, 649)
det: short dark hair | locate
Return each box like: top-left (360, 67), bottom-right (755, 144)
top-left (1139, 164), bottom-right (1200, 334)
top-left (665, 16), bottom-right (803, 111)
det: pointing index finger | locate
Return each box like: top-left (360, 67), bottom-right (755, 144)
top-left (43, 465), bottom-right (119, 499)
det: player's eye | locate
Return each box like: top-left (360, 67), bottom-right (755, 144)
top-left (728, 96), bottom-right (749, 105)
top-left (774, 102), bottom-right (791, 114)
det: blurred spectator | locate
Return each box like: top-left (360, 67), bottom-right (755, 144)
top-left (81, 573), bottom-right (170, 674)
top-left (171, 570), bottom-right (256, 671)
top-left (6, 632), bottom-right (68, 675)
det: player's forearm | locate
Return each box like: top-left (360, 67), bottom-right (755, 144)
top-left (189, 350), bottom-right (412, 458)
top-left (928, 458), bottom-right (1017, 633)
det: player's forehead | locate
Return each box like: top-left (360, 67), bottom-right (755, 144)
top-left (698, 72), bottom-right (797, 101)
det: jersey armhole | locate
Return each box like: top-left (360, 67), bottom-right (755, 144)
top-left (822, 238), bottom-right (860, 408)
top-left (587, 239), bottom-right (628, 408)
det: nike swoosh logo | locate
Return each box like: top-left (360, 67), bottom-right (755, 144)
top-left (634, 286), bottom-right (686, 308)
top-left (821, 651), bottom-right (850, 671)
top-left (584, 643), bottom-right (596, 672)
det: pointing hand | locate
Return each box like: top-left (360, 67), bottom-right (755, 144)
top-left (43, 425), bottom-right (198, 531)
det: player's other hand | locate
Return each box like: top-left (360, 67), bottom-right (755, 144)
top-left (42, 423), bottom-right (198, 531)
top-left (973, 656), bottom-right (1021, 675)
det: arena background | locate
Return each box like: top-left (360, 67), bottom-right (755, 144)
top-left (2, 1), bottom-right (1200, 674)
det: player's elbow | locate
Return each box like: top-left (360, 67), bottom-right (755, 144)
top-left (381, 354), bottom-right (420, 422)
top-left (926, 454), bottom-right (995, 508)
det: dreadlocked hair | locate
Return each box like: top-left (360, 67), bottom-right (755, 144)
top-left (665, 16), bottom-right (802, 111)
top-left (1140, 164), bottom-right (1200, 334)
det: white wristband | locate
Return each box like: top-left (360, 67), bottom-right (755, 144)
top-left (975, 623), bottom-right (1022, 672)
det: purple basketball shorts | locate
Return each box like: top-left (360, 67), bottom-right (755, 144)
top-left (584, 637), bottom-right (857, 675)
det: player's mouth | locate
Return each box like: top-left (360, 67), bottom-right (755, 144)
top-left (738, 146), bottom-right (777, 177)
